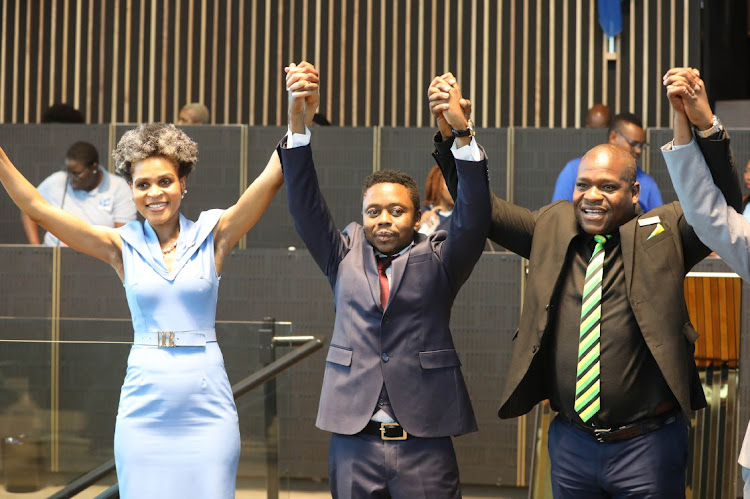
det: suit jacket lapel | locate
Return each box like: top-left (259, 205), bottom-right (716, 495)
top-left (620, 217), bottom-right (637, 295)
top-left (386, 246), bottom-right (412, 310)
top-left (362, 241), bottom-right (383, 309)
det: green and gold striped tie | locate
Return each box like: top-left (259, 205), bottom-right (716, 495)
top-left (575, 234), bottom-right (609, 423)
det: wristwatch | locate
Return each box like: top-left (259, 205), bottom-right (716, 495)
top-left (694, 115), bottom-right (722, 138)
top-left (451, 119), bottom-right (475, 138)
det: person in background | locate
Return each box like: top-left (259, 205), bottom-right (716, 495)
top-left (552, 112), bottom-right (664, 213)
top-left (418, 165), bottom-right (455, 236)
top-left (742, 158), bottom-right (750, 221)
top-left (585, 103), bottom-right (611, 128)
top-left (21, 141), bottom-right (136, 246)
top-left (177, 102), bottom-right (210, 125)
top-left (41, 103), bottom-right (84, 123)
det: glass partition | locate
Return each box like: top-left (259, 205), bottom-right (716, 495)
top-left (0, 317), bottom-right (320, 497)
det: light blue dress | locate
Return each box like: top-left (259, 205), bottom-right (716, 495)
top-left (114, 209), bottom-right (240, 498)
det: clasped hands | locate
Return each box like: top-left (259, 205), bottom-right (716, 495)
top-left (286, 62), bottom-right (320, 133)
top-left (663, 67), bottom-right (713, 131)
top-left (427, 72), bottom-right (473, 142)
top-left (285, 65), bottom-right (475, 142)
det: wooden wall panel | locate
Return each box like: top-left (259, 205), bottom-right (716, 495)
top-left (0, 0), bottom-right (700, 127)
top-left (685, 273), bottom-right (742, 368)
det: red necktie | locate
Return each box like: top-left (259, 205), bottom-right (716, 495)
top-left (377, 256), bottom-right (393, 308)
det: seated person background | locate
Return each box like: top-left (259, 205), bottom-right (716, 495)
top-left (41, 103), bottom-right (84, 123)
top-left (584, 102), bottom-right (610, 128)
top-left (177, 103), bottom-right (210, 125)
top-left (418, 165), bottom-right (454, 235)
top-left (21, 141), bottom-right (136, 245)
top-left (552, 112), bottom-right (663, 212)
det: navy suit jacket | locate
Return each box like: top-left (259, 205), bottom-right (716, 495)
top-left (278, 140), bottom-right (491, 438)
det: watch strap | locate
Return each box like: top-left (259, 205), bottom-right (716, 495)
top-left (695, 115), bottom-right (722, 138)
top-left (451, 119), bottom-right (475, 138)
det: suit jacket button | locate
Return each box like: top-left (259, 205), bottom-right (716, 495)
top-left (531, 344), bottom-right (538, 353)
top-left (381, 353), bottom-right (390, 362)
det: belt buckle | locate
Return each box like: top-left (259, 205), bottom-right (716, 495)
top-left (380, 422), bottom-right (407, 441)
top-left (593, 428), bottom-right (612, 443)
top-left (158, 331), bottom-right (176, 347)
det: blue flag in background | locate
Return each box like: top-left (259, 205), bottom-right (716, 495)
top-left (598, 0), bottom-right (623, 37)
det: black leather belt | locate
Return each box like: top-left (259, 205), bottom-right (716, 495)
top-left (359, 420), bottom-right (410, 440)
top-left (562, 408), bottom-right (683, 444)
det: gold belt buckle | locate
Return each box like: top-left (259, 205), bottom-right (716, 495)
top-left (380, 422), bottom-right (407, 441)
top-left (158, 331), bottom-right (176, 347)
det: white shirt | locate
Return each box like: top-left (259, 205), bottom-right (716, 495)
top-left (37, 169), bottom-right (137, 246)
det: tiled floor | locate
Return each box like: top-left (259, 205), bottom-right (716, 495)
top-left (1, 479), bottom-right (529, 498)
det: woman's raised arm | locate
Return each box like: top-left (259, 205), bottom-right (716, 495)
top-left (0, 147), bottom-right (123, 272)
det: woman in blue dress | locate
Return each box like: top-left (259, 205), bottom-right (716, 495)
top-left (0, 95), bottom-right (316, 497)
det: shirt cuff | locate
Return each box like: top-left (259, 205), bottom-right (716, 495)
top-left (661, 136), bottom-right (695, 152)
top-left (451, 137), bottom-right (481, 162)
top-left (285, 126), bottom-right (311, 148)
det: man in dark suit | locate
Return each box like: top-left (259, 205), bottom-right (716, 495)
top-left (429, 69), bottom-right (741, 496)
top-left (279, 62), bottom-right (490, 497)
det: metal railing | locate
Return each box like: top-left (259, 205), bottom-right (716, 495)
top-left (49, 321), bottom-right (323, 499)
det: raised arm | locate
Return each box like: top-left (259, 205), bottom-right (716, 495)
top-left (662, 67), bottom-right (745, 273)
top-left (427, 72), bottom-right (470, 202)
top-left (212, 151), bottom-right (284, 268)
top-left (428, 74), bottom-right (536, 258)
top-left (213, 64), bottom-right (320, 271)
top-left (665, 142), bottom-right (750, 281)
top-left (663, 67), bottom-right (741, 212)
top-left (21, 212), bottom-right (41, 244)
top-left (0, 146), bottom-right (122, 268)
top-left (428, 77), bottom-right (491, 289)
top-left (277, 62), bottom-right (347, 279)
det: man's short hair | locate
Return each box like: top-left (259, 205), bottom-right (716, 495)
top-left (609, 112), bottom-right (643, 134)
top-left (66, 141), bottom-right (99, 167)
top-left (362, 170), bottom-right (421, 212)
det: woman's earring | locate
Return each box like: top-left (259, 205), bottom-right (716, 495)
top-left (181, 189), bottom-right (187, 199)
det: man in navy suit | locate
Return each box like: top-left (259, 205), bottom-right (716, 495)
top-left (278, 62), bottom-right (490, 497)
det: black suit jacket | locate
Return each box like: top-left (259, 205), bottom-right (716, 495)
top-left (433, 132), bottom-right (741, 418)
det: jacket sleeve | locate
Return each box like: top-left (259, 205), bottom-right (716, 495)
top-left (431, 133), bottom-right (540, 259)
top-left (663, 136), bottom-right (750, 280)
top-left (696, 129), bottom-right (742, 212)
top-left (438, 149), bottom-right (492, 291)
top-left (277, 139), bottom-right (348, 283)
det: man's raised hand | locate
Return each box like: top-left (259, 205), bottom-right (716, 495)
top-left (428, 72), bottom-right (471, 140)
top-left (285, 62), bottom-right (320, 132)
top-left (663, 67), bottom-right (713, 130)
